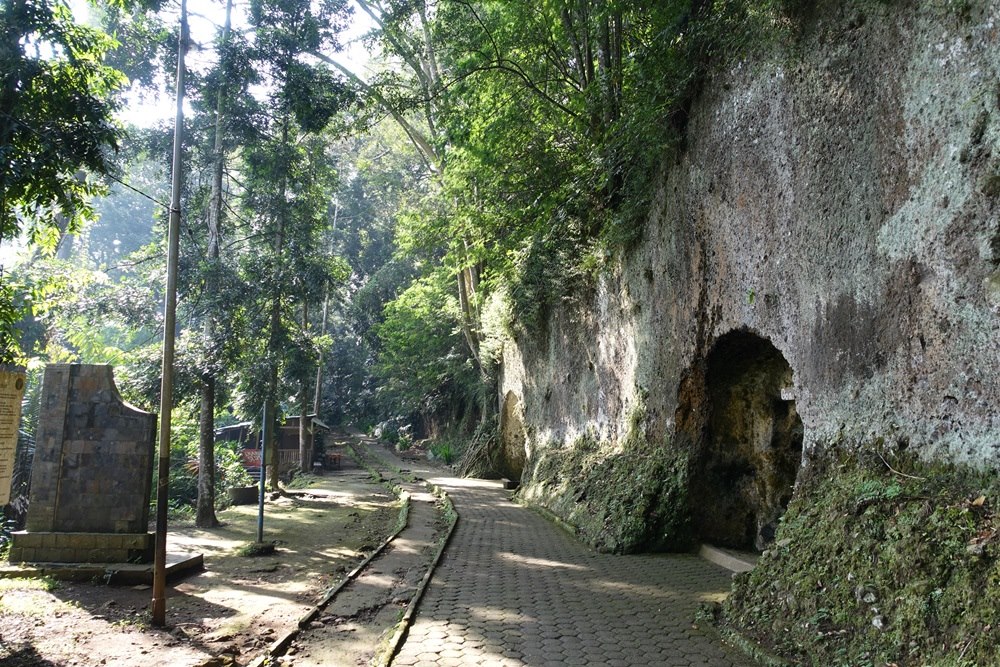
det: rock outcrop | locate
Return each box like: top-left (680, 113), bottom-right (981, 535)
top-left (500, 0), bottom-right (1000, 554)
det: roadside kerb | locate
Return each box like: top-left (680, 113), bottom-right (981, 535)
top-left (245, 479), bottom-right (412, 667)
top-left (374, 484), bottom-right (459, 667)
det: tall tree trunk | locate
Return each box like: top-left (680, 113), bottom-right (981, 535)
top-left (54, 230), bottom-right (74, 260)
top-left (560, 5), bottom-right (588, 89)
top-left (418, 1), bottom-right (440, 88)
top-left (299, 299), bottom-right (311, 475)
top-left (196, 375), bottom-right (218, 525)
top-left (312, 201), bottom-right (336, 421)
top-left (457, 265), bottom-right (482, 374)
top-left (311, 51), bottom-right (441, 172)
top-left (313, 287), bottom-right (329, 418)
top-left (416, 0), bottom-right (440, 140)
top-left (265, 118), bottom-right (290, 492)
top-left (196, 0), bottom-right (233, 528)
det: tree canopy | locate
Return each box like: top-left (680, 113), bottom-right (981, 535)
top-left (3, 0), bottom-right (792, 495)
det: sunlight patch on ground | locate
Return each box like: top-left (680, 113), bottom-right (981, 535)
top-left (392, 537), bottom-right (429, 556)
top-left (595, 579), bottom-right (679, 597)
top-left (496, 552), bottom-right (588, 571)
top-left (426, 476), bottom-right (500, 490)
top-left (0, 588), bottom-right (69, 616)
top-left (466, 604), bottom-right (536, 624)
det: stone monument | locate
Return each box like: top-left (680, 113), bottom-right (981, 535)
top-left (9, 364), bottom-right (156, 563)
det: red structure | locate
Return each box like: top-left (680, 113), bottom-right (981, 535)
top-left (216, 415), bottom-right (331, 477)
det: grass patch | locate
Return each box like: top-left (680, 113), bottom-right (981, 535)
top-left (429, 441), bottom-right (457, 465)
top-left (235, 541), bottom-right (277, 557)
top-left (0, 577), bottom-right (66, 616)
top-left (0, 577), bottom-right (59, 593)
top-left (288, 473), bottom-right (320, 489)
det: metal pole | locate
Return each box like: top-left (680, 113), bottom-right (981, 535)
top-left (257, 402), bottom-right (270, 544)
top-left (152, 0), bottom-right (187, 627)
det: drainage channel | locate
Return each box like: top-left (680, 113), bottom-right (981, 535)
top-left (248, 440), bottom-right (456, 667)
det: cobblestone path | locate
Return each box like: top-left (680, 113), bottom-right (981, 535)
top-left (391, 471), bottom-right (754, 667)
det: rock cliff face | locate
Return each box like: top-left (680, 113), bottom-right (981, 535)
top-left (500, 0), bottom-right (1000, 554)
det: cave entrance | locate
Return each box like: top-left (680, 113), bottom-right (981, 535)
top-left (498, 390), bottom-right (528, 480)
top-left (686, 330), bottom-right (803, 552)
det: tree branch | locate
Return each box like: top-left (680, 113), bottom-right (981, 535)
top-left (311, 50), bottom-right (441, 172)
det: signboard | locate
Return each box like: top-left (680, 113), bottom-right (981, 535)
top-left (0, 369), bottom-right (26, 505)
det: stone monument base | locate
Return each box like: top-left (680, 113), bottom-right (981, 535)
top-left (8, 531), bottom-right (154, 564)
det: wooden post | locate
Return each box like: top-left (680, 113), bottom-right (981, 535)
top-left (152, 0), bottom-right (187, 627)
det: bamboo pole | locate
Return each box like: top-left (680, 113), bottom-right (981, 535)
top-left (152, 0), bottom-right (187, 627)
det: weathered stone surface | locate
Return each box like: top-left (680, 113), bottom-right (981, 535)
top-left (11, 364), bottom-right (156, 563)
top-left (501, 1), bottom-right (1000, 550)
top-left (9, 531), bottom-right (154, 564)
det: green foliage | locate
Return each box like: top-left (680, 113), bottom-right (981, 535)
top-left (374, 266), bottom-right (478, 419)
top-left (506, 224), bottom-right (599, 334)
top-left (163, 412), bottom-right (201, 509)
top-left (97, 1), bottom-right (171, 91)
top-left (0, 0), bottom-right (125, 244)
top-left (429, 440), bottom-right (456, 466)
top-left (147, 407), bottom-right (253, 517)
top-left (25, 258), bottom-right (158, 367)
top-left (1, 0), bottom-right (814, 491)
top-left (0, 275), bottom-right (30, 365)
top-left (722, 449), bottom-right (1000, 666)
top-left (84, 159), bottom-right (163, 268)
top-left (0, 0), bottom-right (137, 362)
top-left (0, 508), bottom-right (17, 560)
top-left (7, 365), bottom-right (43, 527)
top-left (365, 0), bottom-right (800, 417)
top-left (217, 440), bottom-right (253, 489)
top-left (248, 0), bottom-right (351, 129)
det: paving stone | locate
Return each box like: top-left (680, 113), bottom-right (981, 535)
top-left (385, 449), bottom-right (753, 667)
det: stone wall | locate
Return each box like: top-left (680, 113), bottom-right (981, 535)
top-left (10, 364), bottom-right (155, 563)
top-left (502, 0), bottom-right (1000, 551)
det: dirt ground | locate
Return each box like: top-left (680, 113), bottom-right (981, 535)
top-left (0, 453), bottom-right (402, 667)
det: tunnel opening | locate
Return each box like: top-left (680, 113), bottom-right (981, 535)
top-left (498, 390), bottom-right (528, 480)
top-left (685, 330), bottom-right (804, 552)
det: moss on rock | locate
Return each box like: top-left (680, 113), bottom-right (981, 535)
top-left (722, 448), bottom-right (1000, 666)
top-left (518, 411), bottom-right (692, 553)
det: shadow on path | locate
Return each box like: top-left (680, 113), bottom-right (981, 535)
top-left (379, 452), bottom-right (753, 667)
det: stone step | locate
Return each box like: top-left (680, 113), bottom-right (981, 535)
top-left (698, 544), bottom-right (759, 573)
top-left (0, 552), bottom-right (204, 584)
